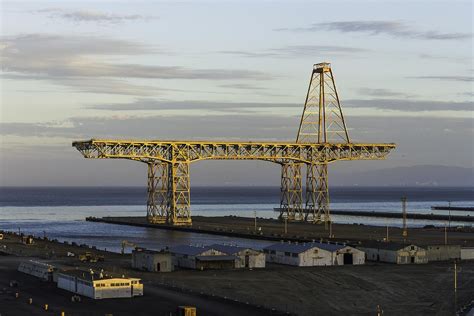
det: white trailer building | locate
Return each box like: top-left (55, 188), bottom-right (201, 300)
top-left (263, 242), bottom-right (365, 267)
top-left (18, 260), bottom-right (55, 281)
top-left (170, 245), bottom-right (237, 270)
top-left (210, 244), bottom-right (266, 268)
top-left (358, 242), bottom-right (428, 264)
top-left (461, 247), bottom-right (474, 260)
top-left (57, 270), bottom-right (143, 299)
top-left (132, 248), bottom-right (173, 272)
top-left (426, 245), bottom-right (461, 262)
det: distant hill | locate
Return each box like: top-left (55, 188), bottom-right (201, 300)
top-left (332, 165), bottom-right (474, 187)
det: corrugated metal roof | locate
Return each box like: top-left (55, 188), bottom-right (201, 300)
top-left (357, 241), bottom-right (421, 251)
top-left (195, 255), bottom-right (238, 261)
top-left (264, 242), bottom-right (346, 254)
top-left (209, 244), bottom-right (248, 255)
top-left (169, 245), bottom-right (211, 256)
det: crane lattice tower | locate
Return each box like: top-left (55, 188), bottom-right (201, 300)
top-left (280, 62), bottom-right (351, 224)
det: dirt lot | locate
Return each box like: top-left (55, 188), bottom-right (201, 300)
top-left (96, 215), bottom-right (474, 247)
top-left (0, 234), bottom-right (280, 316)
top-left (1, 230), bottom-right (473, 316)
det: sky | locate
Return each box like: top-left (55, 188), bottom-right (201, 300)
top-left (0, 0), bottom-right (473, 186)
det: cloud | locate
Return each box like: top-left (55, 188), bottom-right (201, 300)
top-left (0, 114), bottom-right (300, 140)
top-left (221, 45), bottom-right (367, 58)
top-left (1, 115), bottom-right (472, 156)
top-left (218, 83), bottom-right (267, 90)
top-left (408, 76), bottom-right (473, 82)
top-left (85, 98), bottom-right (473, 113)
top-left (1, 34), bottom-right (271, 96)
top-left (358, 88), bottom-right (416, 98)
top-left (344, 99), bottom-right (473, 112)
top-left (36, 8), bottom-right (156, 24)
top-left (86, 99), bottom-right (297, 113)
top-left (277, 21), bottom-right (472, 40)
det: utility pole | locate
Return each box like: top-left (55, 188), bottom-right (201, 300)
top-left (454, 261), bottom-right (458, 314)
top-left (386, 224), bottom-right (389, 242)
top-left (448, 200), bottom-right (452, 229)
top-left (444, 223), bottom-right (448, 245)
top-left (254, 211), bottom-right (257, 233)
top-left (284, 217), bottom-right (288, 234)
top-left (401, 197), bottom-right (407, 239)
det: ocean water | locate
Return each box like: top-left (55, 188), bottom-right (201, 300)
top-left (0, 187), bottom-right (472, 253)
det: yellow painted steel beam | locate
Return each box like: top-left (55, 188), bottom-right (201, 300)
top-left (72, 139), bottom-right (396, 164)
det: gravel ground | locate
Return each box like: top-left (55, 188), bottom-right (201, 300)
top-left (1, 229), bottom-right (473, 316)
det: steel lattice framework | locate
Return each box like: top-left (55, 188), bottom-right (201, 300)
top-left (72, 62), bottom-right (396, 226)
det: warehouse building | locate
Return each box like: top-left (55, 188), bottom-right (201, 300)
top-left (263, 242), bottom-right (365, 266)
top-left (210, 244), bottom-right (266, 268)
top-left (18, 260), bottom-right (55, 281)
top-left (461, 247), bottom-right (474, 260)
top-left (426, 245), bottom-right (461, 262)
top-left (170, 245), bottom-right (237, 270)
top-left (132, 248), bottom-right (173, 272)
top-left (57, 270), bottom-right (143, 299)
top-left (358, 242), bottom-right (428, 264)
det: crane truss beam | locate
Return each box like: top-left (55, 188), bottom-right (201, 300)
top-left (72, 140), bottom-right (395, 164)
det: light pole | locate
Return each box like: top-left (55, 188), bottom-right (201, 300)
top-left (254, 210), bottom-right (257, 233)
top-left (448, 200), bottom-right (451, 229)
top-left (454, 261), bottom-right (458, 314)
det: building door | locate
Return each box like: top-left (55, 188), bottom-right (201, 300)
top-left (156, 262), bottom-right (161, 272)
top-left (411, 256), bottom-right (415, 263)
top-left (245, 255), bottom-right (250, 268)
top-left (343, 253), bottom-right (353, 265)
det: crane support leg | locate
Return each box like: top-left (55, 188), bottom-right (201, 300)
top-left (305, 163), bottom-right (330, 226)
top-left (147, 162), bottom-right (169, 224)
top-left (279, 162), bottom-right (303, 221)
top-left (168, 161), bottom-right (192, 226)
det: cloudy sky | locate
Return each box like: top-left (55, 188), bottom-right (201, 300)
top-left (0, 0), bottom-right (472, 186)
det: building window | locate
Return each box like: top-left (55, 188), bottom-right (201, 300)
top-left (411, 246), bottom-right (415, 250)
top-left (285, 252), bottom-right (291, 256)
top-left (292, 253), bottom-right (298, 257)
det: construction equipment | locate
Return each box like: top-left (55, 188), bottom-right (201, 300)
top-left (177, 306), bottom-right (197, 316)
top-left (21, 235), bottom-right (34, 245)
top-left (78, 251), bottom-right (104, 263)
top-left (121, 240), bottom-right (137, 254)
top-left (72, 62), bottom-right (396, 227)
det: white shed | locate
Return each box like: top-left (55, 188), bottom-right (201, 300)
top-left (132, 248), bottom-right (173, 272)
top-left (263, 242), bottom-right (365, 267)
top-left (57, 270), bottom-right (143, 299)
top-left (461, 247), bottom-right (474, 260)
top-left (210, 244), bottom-right (266, 268)
top-left (170, 245), bottom-right (237, 270)
top-left (426, 245), bottom-right (461, 262)
top-left (18, 260), bottom-right (55, 281)
top-left (358, 242), bottom-right (428, 264)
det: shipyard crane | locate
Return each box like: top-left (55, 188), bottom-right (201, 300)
top-left (73, 62), bottom-right (396, 227)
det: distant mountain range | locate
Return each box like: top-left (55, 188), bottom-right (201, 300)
top-left (332, 165), bottom-right (474, 187)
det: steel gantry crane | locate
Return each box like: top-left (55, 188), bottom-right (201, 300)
top-left (73, 62), bottom-right (396, 226)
